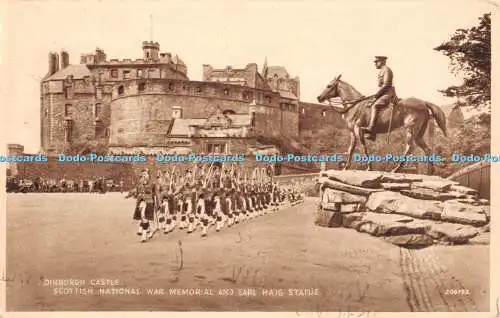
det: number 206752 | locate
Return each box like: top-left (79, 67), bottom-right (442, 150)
top-left (444, 289), bottom-right (471, 295)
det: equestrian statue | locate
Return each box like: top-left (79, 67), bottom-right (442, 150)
top-left (317, 56), bottom-right (448, 175)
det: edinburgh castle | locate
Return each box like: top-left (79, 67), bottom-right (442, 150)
top-left (40, 40), bottom-right (340, 157)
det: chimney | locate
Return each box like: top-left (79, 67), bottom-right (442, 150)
top-left (202, 64), bottom-right (213, 81)
top-left (54, 52), bottom-right (60, 73)
top-left (60, 50), bottom-right (70, 69)
top-left (48, 52), bottom-right (58, 75)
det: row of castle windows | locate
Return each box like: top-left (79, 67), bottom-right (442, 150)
top-left (109, 68), bottom-right (162, 80)
top-left (115, 82), bottom-right (274, 104)
top-left (62, 85), bottom-right (105, 101)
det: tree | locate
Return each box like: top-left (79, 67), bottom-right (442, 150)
top-left (434, 13), bottom-right (491, 109)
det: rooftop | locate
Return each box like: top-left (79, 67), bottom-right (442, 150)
top-left (45, 64), bottom-right (92, 81)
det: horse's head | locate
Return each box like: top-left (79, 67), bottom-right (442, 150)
top-left (317, 74), bottom-right (342, 103)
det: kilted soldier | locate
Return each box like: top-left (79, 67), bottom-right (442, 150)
top-left (244, 180), bottom-right (254, 219)
top-left (133, 169), bottom-right (156, 243)
top-left (186, 185), bottom-right (198, 234)
top-left (235, 181), bottom-right (247, 221)
top-left (195, 185), bottom-right (209, 237)
top-left (224, 187), bottom-right (235, 227)
top-left (203, 186), bottom-right (215, 226)
top-left (154, 171), bottom-right (166, 232)
top-left (271, 181), bottom-right (279, 211)
top-left (213, 190), bottom-right (224, 232)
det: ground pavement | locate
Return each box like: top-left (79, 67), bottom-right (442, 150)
top-left (5, 193), bottom-right (489, 312)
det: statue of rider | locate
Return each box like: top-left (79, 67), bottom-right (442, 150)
top-left (361, 56), bottom-right (396, 141)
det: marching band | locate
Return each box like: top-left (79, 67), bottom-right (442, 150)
top-left (133, 163), bottom-right (304, 243)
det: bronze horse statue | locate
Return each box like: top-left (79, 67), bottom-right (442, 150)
top-left (317, 74), bottom-right (448, 175)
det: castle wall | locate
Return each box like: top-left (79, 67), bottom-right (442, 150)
top-left (41, 78), bottom-right (113, 153)
top-left (109, 79), bottom-right (299, 148)
top-left (298, 102), bottom-right (346, 135)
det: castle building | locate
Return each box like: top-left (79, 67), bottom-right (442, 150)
top-left (40, 41), bottom-right (301, 155)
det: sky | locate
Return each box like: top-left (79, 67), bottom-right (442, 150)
top-left (0, 0), bottom-right (495, 153)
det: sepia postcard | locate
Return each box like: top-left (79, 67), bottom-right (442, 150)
top-left (0, 0), bottom-right (498, 317)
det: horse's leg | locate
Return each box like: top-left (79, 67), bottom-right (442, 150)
top-left (344, 130), bottom-right (357, 170)
top-left (415, 121), bottom-right (434, 175)
top-left (392, 128), bottom-right (416, 173)
top-left (355, 127), bottom-right (372, 171)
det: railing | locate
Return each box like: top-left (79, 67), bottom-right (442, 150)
top-left (447, 160), bottom-right (490, 199)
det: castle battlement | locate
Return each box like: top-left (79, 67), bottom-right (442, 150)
top-left (95, 58), bottom-right (184, 66)
top-left (142, 41), bottom-right (160, 47)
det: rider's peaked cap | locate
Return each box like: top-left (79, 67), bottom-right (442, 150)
top-left (374, 56), bottom-right (388, 61)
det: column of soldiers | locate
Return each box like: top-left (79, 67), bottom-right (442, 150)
top-left (133, 163), bottom-right (304, 243)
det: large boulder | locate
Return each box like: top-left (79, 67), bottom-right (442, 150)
top-left (384, 234), bottom-right (435, 247)
top-left (321, 188), bottom-right (367, 204)
top-left (320, 170), bottom-right (383, 188)
top-left (400, 188), bottom-right (462, 201)
top-left (366, 191), bottom-right (442, 220)
top-left (381, 183), bottom-right (411, 191)
top-left (440, 201), bottom-right (488, 226)
top-left (427, 222), bottom-right (479, 244)
top-left (379, 173), bottom-right (424, 183)
top-left (412, 180), bottom-right (459, 192)
top-left (356, 213), bottom-right (428, 236)
top-left (318, 177), bottom-right (382, 196)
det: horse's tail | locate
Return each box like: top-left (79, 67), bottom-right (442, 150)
top-left (425, 102), bottom-right (448, 137)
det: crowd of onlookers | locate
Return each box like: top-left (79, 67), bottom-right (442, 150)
top-left (6, 176), bottom-right (125, 193)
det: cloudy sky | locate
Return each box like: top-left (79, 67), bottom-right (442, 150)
top-left (0, 0), bottom-right (495, 153)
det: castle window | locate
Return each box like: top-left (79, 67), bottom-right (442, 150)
top-left (222, 109), bottom-right (235, 115)
top-left (138, 83), bottom-right (146, 92)
top-left (94, 103), bottom-right (102, 118)
top-left (118, 85), bottom-right (124, 95)
top-left (301, 108), bottom-right (305, 115)
top-left (182, 85), bottom-right (188, 91)
top-left (63, 86), bottom-right (73, 99)
top-left (265, 95), bottom-right (272, 103)
top-left (207, 143), bottom-right (226, 154)
top-left (146, 52), bottom-right (150, 58)
top-left (96, 88), bottom-right (103, 100)
top-left (123, 70), bottom-right (131, 79)
top-left (160, 70), bottom-right (167, 78)
top-left (137, 69), bottom-right (144, 78)
top-left (99, 72), bottom-right (105, 82)
top-left (196, 86), bottom-right (203, 94)
top-left (243, 91), bottom-right (253, 101)
top-left (44, 108), bottom-right (48, 118)
top-left (111, 69), bottom-right (118, 78)
top-left (168, 83), bottom-right (175, 91)
top-left (64, 104), bottom-right (73, 117)
top-left (105, 127), bottom-right (110, 138)
top-left (223, 88), bottom-right (229, 95)
top-left (148, 69), bottom-right (156, 78)
top-left (322, 110), bottom-right (326, 117)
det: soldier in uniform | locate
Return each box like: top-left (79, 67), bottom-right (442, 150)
top-left (133, 169), bottom-right (156, 243)
top-left (213, 189), bottom-right (224, 232)
top-left (156, 171), bottom-right (171, 233)
top-left (361, 55), bottom-right (397, 141)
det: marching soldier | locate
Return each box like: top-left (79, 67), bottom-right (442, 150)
top-left (133, 169), bottom-right (156, 243)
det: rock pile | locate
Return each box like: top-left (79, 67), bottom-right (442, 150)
top-left (315, 170), bottom-right (490, 247)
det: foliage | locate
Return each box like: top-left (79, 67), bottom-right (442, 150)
top-left (434, 13), bottom-right (491, 109)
